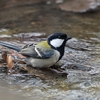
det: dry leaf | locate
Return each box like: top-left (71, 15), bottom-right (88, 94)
top-left (2, 51), bottom-right (7, 61)
top-left (6, 55), bottom-right (14, 70)
top-left (2, 51), bottom-right (14, 70)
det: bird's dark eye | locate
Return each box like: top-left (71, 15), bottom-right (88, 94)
top-left (58, 36), bottom-right (61, 39)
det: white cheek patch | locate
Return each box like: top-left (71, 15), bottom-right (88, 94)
top-left (50, 39), bottom-right (64, 48)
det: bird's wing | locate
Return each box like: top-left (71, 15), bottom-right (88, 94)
top-left (19, 43), bottom-right (54, 59)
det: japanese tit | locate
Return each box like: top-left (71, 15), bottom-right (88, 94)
top-left (0, 33), bottom-right (71, 68)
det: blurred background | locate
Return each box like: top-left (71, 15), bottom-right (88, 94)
top-left (0, 0), bottom-right (100, 39)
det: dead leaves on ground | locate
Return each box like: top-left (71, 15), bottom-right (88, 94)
top-left (2, 51), bottom-right (14, 70)
top-left (1, 50), bottom-right (27, 74)
top-left (0, 49), bottom-right (68, 80)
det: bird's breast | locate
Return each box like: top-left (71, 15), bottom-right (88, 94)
top-left (28, 50), bottom-right (60, 68)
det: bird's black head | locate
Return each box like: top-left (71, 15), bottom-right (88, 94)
top-left (47, 32), bottom-right (71, 60)
top-left (47, 32), bottom-right (71, 49)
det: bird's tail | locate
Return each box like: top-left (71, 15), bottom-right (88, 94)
top-left (0, 41), bottom-right (21, 52)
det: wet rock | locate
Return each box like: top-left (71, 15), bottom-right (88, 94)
top-left (0, 67), bottom-right (7, 73)
top-left (0, 29), bottom-right (12, 38)
top-left (65, 63), bottom-right (92, 71)
top-left (0, 34), bottom-right (11, 38)
top-left (13, 32), bottom-right (46, 38)
top-left (0, 28), bottom-right (8, 32)
top-left (0, 36), bottom-right (99, 100)
top-left (55, 0), bottom-right (64, 4)
top-left (59, 0), bottom-right (100, 12)
top-left (66, 38), bottom-right (94, 51)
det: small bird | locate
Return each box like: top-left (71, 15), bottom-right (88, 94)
top-left (0, 33), bottom-right (71, 68)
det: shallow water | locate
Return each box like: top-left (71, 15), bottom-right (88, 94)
top-left (0, 0), bottom-right (100, 100)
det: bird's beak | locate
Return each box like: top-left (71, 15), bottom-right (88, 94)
top-left (66, 36), bottom-right (72, 41)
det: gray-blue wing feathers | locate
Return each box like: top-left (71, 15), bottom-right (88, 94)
top-left (0, 41), bottom-right (54, 59)
top-left (20, 45), bottom-right (54, 59)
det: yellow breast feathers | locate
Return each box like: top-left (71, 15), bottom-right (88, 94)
top-left (37, 41), bottom-right (51, 49)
